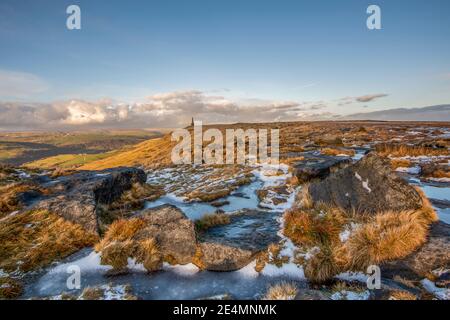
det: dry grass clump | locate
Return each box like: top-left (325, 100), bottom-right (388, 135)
top-left (391, 159), bottom-right (412, 169)
top-left (0, 210), bottom-right (98, 272)
top-left (321, 148), bottom-right (355, 157)
top-left (389, 290), bottom-right (417, 300)
top-left (0, 183), bottom-right (49, 218)
top-left (255, 243), bottom-right (290, 272)
top-left (338, 207), bottom-right (437, 271)
top-left (50, 167), bottom-right (76, 178)
top-left (419, 163), bottom-right (450, 178)
top-left (195, 213), bottom-right (231, 232)
top-left (109, 183), bottom-right (164, 212)
top-left (304, 244), bottom-right (340, 284)
top-left (376, 143), bottom-right (449, 157)
top-left (283, 204), bottom-right (345, 247)
top-left (263, 282), bottom-right (298, 300)
top-left (0, 277), bottom-right (23, 299)
top-left (95, 218), bottom-right (162, 272)
top-left (283, 185), bottom-right (437, 283)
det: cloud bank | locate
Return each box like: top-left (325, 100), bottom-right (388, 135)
top-left (0, 90), bottom-right (336, 130)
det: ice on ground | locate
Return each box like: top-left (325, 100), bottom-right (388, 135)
top-left (335, 272), bottom-right (368, 283)
top-left (421, 279), bottom-right (449, 300)
top-left (396, 166), bottom-right (421, 174)
top-left (330, 290), bottom-right (370, 300)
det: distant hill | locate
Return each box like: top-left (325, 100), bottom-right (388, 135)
top-left (342, 104), bottom-right (450, 121)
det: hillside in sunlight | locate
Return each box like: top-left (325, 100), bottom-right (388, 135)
top-left (79, 135), bottom-right (176, 170)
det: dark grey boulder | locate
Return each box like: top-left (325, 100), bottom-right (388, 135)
top-left (36, 167), bottom-right (146, 233)
top-left (308, 153), bottom-right (423, 214)
top-left (292, 153), bottom-right (351, 183)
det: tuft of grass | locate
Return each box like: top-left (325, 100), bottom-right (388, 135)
top-left (0, 210), bottom-right (98, 272)
top-left (0, 277), bottom-right (23, 299)
top-left (338, 207), bottom-right (436, 271)
top-left (195, 213), bottom-right (231, 232)
top-left (263, 282), bottom-right (298, 300)
top-left (283, 204), bottom-right (345, 247)
top-left (304, 244), bottom-right (340, 284)
top-left (95, 218), bottom-right (162, 272)
top-left (321, 148), bottom-right (355, 157)
top-left (0, 183), bottom-right (49, 218)
top-left (376, 143), bottom-right (449, 157)
top-left (391, 159), bottom-right (412, 169)
top-left (135, 238), bottom-right (162, 272)
top-left (389, 290), bottom-right (417, 300)
top-left (255, 243), bottom-right (290, 272)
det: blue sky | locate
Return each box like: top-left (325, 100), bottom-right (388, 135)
top-left (0, 0), bottom-right (449, 128)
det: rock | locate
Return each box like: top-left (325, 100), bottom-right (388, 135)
top-left (36, 167), bottom-right (147, 233)
top-left (381, 221), bottom-right (450, 280)
top-left (210, 200), bottom-right (230, 207)
top-left (436, 272), bottom-right (450, 289)
top-left (292, 153), bottom-right (351, 182)
top-left (308, 153), bottom-right (423, 214)
top-left (138, 205), bottom-right (197, 265)
top-left (194, 242), bottom-right (255, 271)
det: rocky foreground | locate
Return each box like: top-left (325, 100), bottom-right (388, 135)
top-left (0, 148), bottom-right (449, 300)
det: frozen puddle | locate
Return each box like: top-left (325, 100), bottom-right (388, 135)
top-left (145, 179), bottom-right (264, 220)
top-left (23, 250), bottom-right (307, 299)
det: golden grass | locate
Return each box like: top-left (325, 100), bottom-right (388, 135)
top-left (420, 163), bottom-right (450, 179)
top-left (283, 184), bottom-right (437, 283)
top-left (134, 238), bottom-right (162, 272)
top-left (255, 243), bottom-right (290, 272)
top-left (321, 148), bottom-right (355, 157)
top-left (95, 218), bottom-right (146, 252)
top-left (376, 143), bottom-right (449, 157)
top-left (338, 207), bottom-right (436, 271)
top-left (304, 244), bottom-right (339, 284)
top-left (95, 218), bottom-right (162, 272)
top-left (263, 282), bottom-right (298, 300)
top-left (0, 277), bottom-right (23, 299)
top-left (195, 213), bottom-right (231, 232)
top-left (283, 204), bottom-right (345, 247)
top-left (80, 135), bottom-right (175, 170)
top-left (389, 290), bottom-right (417, 300)
top-left (0, 210), bottom-right (98, 272)
top-left (391, 159), bottom-right (412, 169)
top-left (0, 183), bottom-right (49, 218)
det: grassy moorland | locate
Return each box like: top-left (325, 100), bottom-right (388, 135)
top-left (0, 129), bottom-right (164, 167)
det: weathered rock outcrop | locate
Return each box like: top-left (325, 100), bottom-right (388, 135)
top-left (308, 153), bottom-right (423, 214)
top-left (37, 167), bottom-right (146, 233)
top-left (138, 205), bottom-right (197, 265)
top-left (292, 153), bottom-right (351, 182)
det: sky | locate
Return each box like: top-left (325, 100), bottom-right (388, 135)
top-left (0, 0), bottom-right (449, 129)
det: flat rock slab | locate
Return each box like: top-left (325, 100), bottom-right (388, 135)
top-left (292, 153), bottom-right (351, 182)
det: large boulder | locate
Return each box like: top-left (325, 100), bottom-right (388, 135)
top-left (292, 153), bottom-right (351, 182)
top-left (37, 167), bottom-right (146, 233)
top-left (138, 205), bottom-right (197, 265)
top-left (307, 153), bottom-right (423, 214)
top-left (381, 221), bottom-right (450, 280)
top-left (194, 242), bottom-right (255, 271)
